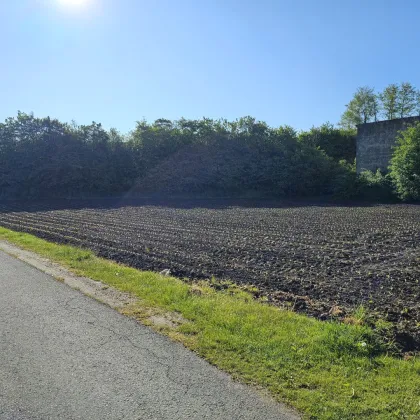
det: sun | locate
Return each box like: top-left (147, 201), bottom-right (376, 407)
top-left (58, 0), bottom-right (88, 6)
top-left (55, 0), bottom-right (96, 18)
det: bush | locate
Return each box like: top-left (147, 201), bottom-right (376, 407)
top-left (0, 112), bottom-right (403, 201)
top-left (358, 169), bottom-right (395, 201)
top-left (389, 122), bottom-right (420, 201)
top-left (298, 123), bottom-right (356, 162)
top-left (329, 160), bottom-right (360, 199)
top-left (331, 162), bottom-right (395, 201)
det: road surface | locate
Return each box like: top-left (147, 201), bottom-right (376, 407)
top-left (0, 250), bottom-right (298, 420)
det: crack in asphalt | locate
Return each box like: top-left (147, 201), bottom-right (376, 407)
top-left (0, 247), bottom-right (299, 420)
top-left (61, 297), bottom-right (203, 395)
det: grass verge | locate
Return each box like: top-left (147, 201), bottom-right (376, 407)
top-left (0, 227), bottom-right (419, 419)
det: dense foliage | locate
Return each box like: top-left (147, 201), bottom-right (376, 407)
top-left (0, 112), bottom-right (136, 198)
top-left (298, 123), bottom-right (356, 162)
top-left (0, 111), bottom-right (417, 201)
top-left (389, 122), bottom-right (420, 200)
top-left (0, 112), bottom-right (358, 199)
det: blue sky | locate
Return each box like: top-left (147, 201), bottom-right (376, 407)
top-left (1, 0), bottom-right (420, 133)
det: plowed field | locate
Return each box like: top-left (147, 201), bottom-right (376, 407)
top-left (1, 199), bottom-right (419, 350)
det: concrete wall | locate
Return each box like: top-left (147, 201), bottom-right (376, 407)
top-left (356, 116), bottom-right (420, 173)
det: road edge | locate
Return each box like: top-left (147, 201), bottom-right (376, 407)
top-left (0, 239), bottom-right (139, 311)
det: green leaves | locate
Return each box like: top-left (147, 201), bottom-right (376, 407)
top-left (397, 82), bottom-right (417, 118)
top-left (340, 86), bottom-right (379, 128)
top-left (298, 123), bottom-right (356, 162)
top-left (379, 84), bottom-right (399, 120)
top-left (0, 110), bottom-right (413, 202)
top-left (389, 122), bottom-right (420, 200)
top-left (343, 82), bottom-right (420, 128)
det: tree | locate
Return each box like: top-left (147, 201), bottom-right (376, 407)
top-left (108, 127), bottom-right (125, 144)
top-left (379, 84), bottom-right (399, 120)
top-left (340, 87), bottom-right (378, 128)
top-left (415, 90), bottom-right (420, 117)
top-left (389, 122), bottom-right (420, 200)
top-left (340, 99), bottom-right (363, 128)
top-left (372, 96), bottom-right (380, 122)
top-left (396, 82), bottom-right (417, 118)
top-left (298, 123), bottom-right (356, 162)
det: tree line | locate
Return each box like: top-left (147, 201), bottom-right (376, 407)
top-left (0, 111), bottom-right (418, 201)
top-left (340, 82), bottom-right (420, 128)
top-left (0, 112), bottom-right (356, 199)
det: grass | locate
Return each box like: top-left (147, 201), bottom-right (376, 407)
top-left (0, 227), bottom-right (419, 419)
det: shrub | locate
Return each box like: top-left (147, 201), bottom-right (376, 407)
top-left (330, 160), bottom-right (361, 199)
top-left (298, 123), bottom-right (356, 162)
top-left (389, 122), bottom-right (420, 201)
top-left (358, 169), bottom-right (395, 201)
top-left (330, 163), bottom-right (395, 202)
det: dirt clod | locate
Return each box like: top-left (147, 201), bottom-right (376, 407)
top-left (0, 198), bottom-right (419, 351)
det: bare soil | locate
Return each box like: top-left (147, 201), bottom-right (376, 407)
top-left (1, 198), bottom-right (419, 350)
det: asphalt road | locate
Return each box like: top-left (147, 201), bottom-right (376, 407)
top-left (0, 251), bottom-right (298, 420)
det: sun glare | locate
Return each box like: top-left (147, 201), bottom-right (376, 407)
top-left (58, 0), bottom-right (88, 7)
top-left (54, 0), bottom-right (97, 19)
